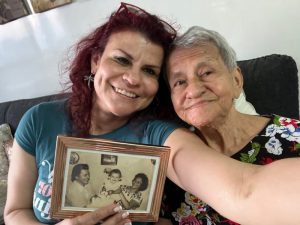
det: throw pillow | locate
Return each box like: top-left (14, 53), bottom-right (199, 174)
top-left (0, 123), bottom-right (13, 224)
top-left (235, 90), bottom-right (258, 115)
top-left (4, 138), bottom-right (13, 163)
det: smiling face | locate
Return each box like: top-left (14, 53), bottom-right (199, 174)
top-left (132, 177), bottom-right (143, 190)
top-left (76, 169), bottom-right (90, 186)
top-left (109, 172), bottom-right (121, 184)
top-left (167, 43), bottom-right (243, 128)
top-left (91, 30), bottom-right (164, 119)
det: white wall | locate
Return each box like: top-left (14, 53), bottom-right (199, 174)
top-left (1, 0), bottom-right (300, 103)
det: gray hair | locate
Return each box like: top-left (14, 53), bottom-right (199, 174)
top-left (171, 26), bottom-right (237, 71)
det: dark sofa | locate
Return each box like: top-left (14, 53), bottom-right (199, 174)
top-left (0, 54), bottom-right (299, 224)
top-left (0, 54), bottom-right (299, 134)
top-left (0, 93), bottom-right (69, 135)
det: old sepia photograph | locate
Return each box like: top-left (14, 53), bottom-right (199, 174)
top-left (51, 136), bottom-right (170, 222)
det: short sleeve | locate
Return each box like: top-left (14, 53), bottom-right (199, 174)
top-left (144, 120), bottom-right (180, 146)
top-left (15, 105), bottom-right (39, 156)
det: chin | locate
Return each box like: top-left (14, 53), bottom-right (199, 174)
top-left (111, 108), bottom-right (135, 117)
top-left (191, 121), bottom-right (208, 129)
top-left (188, 117), bottom-right (211, 128)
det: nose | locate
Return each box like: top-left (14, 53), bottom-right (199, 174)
top-left (122, 69), bottom-right (141, 86)
top-left (185, 78), bottom-right (206, 99)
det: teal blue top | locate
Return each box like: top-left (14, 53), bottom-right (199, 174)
top-left (15, 99), bottom-right (179, 224)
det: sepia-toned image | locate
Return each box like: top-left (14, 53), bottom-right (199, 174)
top-left (51, 136), bottom-right (170, 221)
top-left (101, 154), bottom-right (118, 165)
top-left (30, 0), bottom-right (72, 13)
top-left (62, 149), bottom-right (158, 212)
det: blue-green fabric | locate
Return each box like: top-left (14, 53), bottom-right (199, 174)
top-left (15, 99), bottom-right (179, 225)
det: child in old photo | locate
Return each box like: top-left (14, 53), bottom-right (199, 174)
top-left (98, 168), bottom-right (122, 198)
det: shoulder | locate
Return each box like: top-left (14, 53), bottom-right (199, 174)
top-left (120, 185), bottom-right (129, 191)
top-left (145, 119), bottom-right (181, 130)
top-left (142, 119), bottom-right (183, 145)
top-left (119, 119), bottom-right (183, 146)
top-left (262, 114), bottom-right (300, 144)
top-left (30, 99), bottom-right (67, 114)
top-left (15, 99), bottom-right (70, 149)
top-left (264, 114), bottom-right (300, 130)
top-left (271, 114), bottom-right (300, 124)
top-left (19, 99), bottom-right (67, 122)
top-left (22, 99), bottom-right (68, 123)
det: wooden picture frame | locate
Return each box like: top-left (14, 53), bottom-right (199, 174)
top-left (51, 135), bottom-right (170, 222)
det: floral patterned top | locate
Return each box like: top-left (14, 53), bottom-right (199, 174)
top-left (160, 115), bottom-right (300, 225)
top-left (117, 185), bottom-right (143, 210)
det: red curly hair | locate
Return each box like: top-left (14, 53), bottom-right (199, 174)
top-left (65, 3), bottom-right (176, 136)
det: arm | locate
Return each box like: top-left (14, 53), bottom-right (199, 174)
top-left (118, 188), bottom-right (141, 210)
top-left (109, 186), bottom-right (121, 195)
top-left (4, 141), bottom-right (131, 225)
top-left (165, 128), bottom-right (300, 225)
top-left (4, 140), bottom-right (42, 225)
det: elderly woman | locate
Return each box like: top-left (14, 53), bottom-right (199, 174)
top-left (5, 2), bottom-right (300, 224)
top-left (159, 26), bottom-right (300, 225)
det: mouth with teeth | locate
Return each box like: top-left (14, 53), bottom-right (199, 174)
top-left (112, 86), bottom-right (138, 98)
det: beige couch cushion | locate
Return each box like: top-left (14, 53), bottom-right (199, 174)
top-left (0, 123), bottom-right (13, 224)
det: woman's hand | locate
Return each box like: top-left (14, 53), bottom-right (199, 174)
top-left (57, 204), bottom-right (131, 225)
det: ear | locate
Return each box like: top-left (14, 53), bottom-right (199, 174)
top-left (232, 67), bottom-right (244, 99)
top-left (90, 53), bottom-right (101, 74)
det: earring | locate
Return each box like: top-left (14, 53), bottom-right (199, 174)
top-left (84, 73), bottom-right (94, 89)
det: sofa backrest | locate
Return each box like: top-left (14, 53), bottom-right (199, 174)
top-left (0, 93), bottom-right (69, 134)
top-left (0, 54), bottom-right (299, 135)
top-left (238, 54), bottom-right (299, 118)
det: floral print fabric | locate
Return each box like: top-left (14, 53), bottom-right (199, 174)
top-left (117, 185), bottom-right (143, 210)
top-left (161, 115), bottom-right (300, 225)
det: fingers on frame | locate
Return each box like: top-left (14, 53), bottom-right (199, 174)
top-left (70, 204), bottom-right (124, 225)
top-left (102, 210), bottom-right (131, 225)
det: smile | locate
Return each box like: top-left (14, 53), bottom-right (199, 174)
top-left (113, 86), bottom-right (138, 98)
top-left (186, 100), bottom-right (210, 110)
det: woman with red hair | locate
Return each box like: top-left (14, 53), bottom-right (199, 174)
top-left (4, 2), bottom-right (176, 225)
top-left (5, 2), bottom-right (300, 225)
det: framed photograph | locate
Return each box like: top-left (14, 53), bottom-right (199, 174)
top-left (30, 0), bottom-right (72, 13)
top-left (51, 135), bottom-right (170, 222)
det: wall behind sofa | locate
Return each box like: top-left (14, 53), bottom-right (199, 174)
top-left (1, 0), bottom-right (300, 106)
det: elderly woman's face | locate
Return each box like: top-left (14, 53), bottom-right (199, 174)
top-left (167, 43), bottom-right (242, 128)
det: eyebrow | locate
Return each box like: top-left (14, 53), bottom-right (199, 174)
top-left (118, 49), bottom-right (133, 60)
top-left (167, 71), bottom-right (184, 86)
top-left (196, 61), bottom-right (214, 69)
top-left (168, 61), bottom-right (214, 81)
top-left (117, 48), bottom-right (161, 69)
top-left (144, 64), bottom-right (161, 70)
top-left (169, 71), bottom-right (183, 80)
